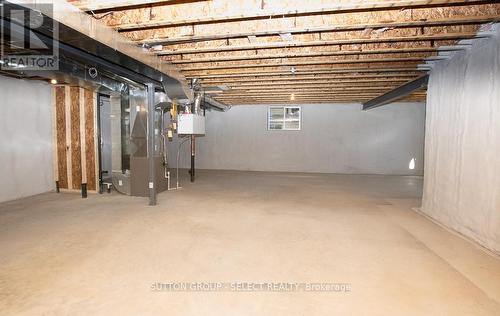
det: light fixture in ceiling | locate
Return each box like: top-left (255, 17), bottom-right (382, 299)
top-left (50, 79), bottom-right (58, 84)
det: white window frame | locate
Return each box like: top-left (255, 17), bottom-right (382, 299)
top-left (267, 106), bottom-right (301, 131)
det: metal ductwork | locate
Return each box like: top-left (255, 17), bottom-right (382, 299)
top-left (1, 1), bottom-right (192, 101)
top-left (161, 79), bottom-right (192, 104)
top-left (192, 92), bottom-right (203, 114)
top-left (204, 96), bottom-right (232, 112)
top-left (189, 78), bottom-right (231, 112)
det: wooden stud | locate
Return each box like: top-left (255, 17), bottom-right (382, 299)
top-left (55, 86), bottom-right (68, 189)
top-left (79, 87), bottom-right (87, 185)
top-left (64, 86), bottom-right (73, 190)
top-left (70, 87), bottom-right (82, 191)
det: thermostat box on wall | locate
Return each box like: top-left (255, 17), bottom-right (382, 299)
top-left (177, 114), bottom-right (205, 135)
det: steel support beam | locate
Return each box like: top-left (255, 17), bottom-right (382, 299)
top-left (147, 83), bottom-right (157, 206)
top-left (362, 75), bottom-right (429, 110)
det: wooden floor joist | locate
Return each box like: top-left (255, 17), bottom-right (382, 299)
top-left (77, 0), bottom-right (500, 105)
top-left (169, 48), bottom-right (443, 64)
top-left (200, 74), bottom-right (421, 84)
top-left (158, 32), bottom-right (486, 56)
top-left (221, 79), bottom-right (412, 87)
top-left (185, 67), bottom-right (422, 78)
top-left (110, 0), bottom-right (495, 31)
top-left (142, 15), bottom-right (500, 46)
top-left (70, 0), bottom-right (203, 12)
top-left (178, 57), bottom-right (427, 71)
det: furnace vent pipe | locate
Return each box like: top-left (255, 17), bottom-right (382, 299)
top-left (204, 96), bottom-right (232, 112)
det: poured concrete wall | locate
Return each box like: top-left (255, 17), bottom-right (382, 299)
top-left (172, 102), bottom-right (425, 175)
top-left (421, 25), bottom-right (500, 254)
top-left (0, 76), bottom-right (54, 202)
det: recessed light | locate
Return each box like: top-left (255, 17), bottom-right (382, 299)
top-left (50, 79), bottom-right (58, 84)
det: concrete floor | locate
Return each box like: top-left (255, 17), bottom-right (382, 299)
top-left (1, 170), bottom-right (500, 315)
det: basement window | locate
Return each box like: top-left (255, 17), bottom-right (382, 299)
top-left (268, 106), bottom-right (301, 131)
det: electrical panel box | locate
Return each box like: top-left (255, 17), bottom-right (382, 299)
top-left (177, 114), bottom-right (205, 135)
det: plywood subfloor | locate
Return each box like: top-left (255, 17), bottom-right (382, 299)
top-left (0, 170), bottom-right (499, 315)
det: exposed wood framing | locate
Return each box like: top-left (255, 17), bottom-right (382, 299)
top-left (187, 68), bottom-right (422, 79)
top-left (140, 15), bottom-right (500, 45)
top-left (53, 86), bottom-right (99, 193)
top-left (77, 0), bottom-right (500, 105)
top-left (65, 86), bottom-right (73, 190)
top-left (69, 0), bottom-right (199, 12)
top-left (107, 0), bottom-right (496, 31)
top-left (178, 57), bottom-right (427, 71)
top-left (55, 86), bottom-right (68, 189)
top-left (79, 87), bottom-right (87, 185)
top-left (157, 33), bottom-right (486, 55)
top-left (171, 48), bottom-right (443, 64)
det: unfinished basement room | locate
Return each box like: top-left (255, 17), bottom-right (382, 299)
top-left (1, 0), bottom-right (500, 314)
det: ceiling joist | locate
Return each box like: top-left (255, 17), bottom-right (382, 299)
top-left (77, 0), bottom-right (500, 105)
top-left (188, 68), bottom-right (423, 79)
top-left (70, 0), bottom-right (211, 12)
top-left (109, 0), bottom-right (494, 31)
top-left (157, 32), bottom-right (486, 55)
top-left (178, 57), bottom-right (427, 71)
top-left (169, 47), bottom-right (445, 64)
top-left (141, 15), bottom-right (500, 45)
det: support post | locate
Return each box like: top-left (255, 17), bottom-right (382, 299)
top-left (81, 183), bottom-right (87, 198)
top-left (190, 135), bottom-right (195, 182)
top-left (147, 83), bottom-right (157, 206)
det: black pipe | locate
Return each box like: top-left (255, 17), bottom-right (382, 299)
top-left (190, 135), bottom-right (195, 182)
top-left (81, 183), bottom-right (87, 198)
top-left (55, 181), bottom-right (60, 193)
top-left (97, 95), bottom-right (104, 194)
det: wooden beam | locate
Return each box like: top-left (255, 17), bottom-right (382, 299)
top-left (216, 79), bottom-right (410, 87)
top-left (112, 0), bottom-right (494, 31)
top-left (217, 92), bottom-right (397, 96)
top-left (169, 48), bottom-right (442, 64)
top-left (141, 15), bottom-right (500, 45)
top-left (220, 87), bottom-right (401, 94)
top-left (216, 93), bottom-right (428, 99)
top-left (158, 32), bottom-right (484, 55)
top-left (201, 73), bottom-right (420, 83)
top-left (186, 67), bottom-right (424, 77)
top-left (178, 57), bottom-right (426, 71)
top-left (216, 96), bottom-right (387, 100)
top-left (71, 0), bottom-right (202, 12)
top-left (228, 83), bottom-right (406, 90)
top-left (221, 93), bottom-right (426, 99)
top-left (217, 97), bottom-right (426, 102)
top-left (223, 99), bottom-right (426, 104)
top-left (188, 68), bottom-right (425, 79)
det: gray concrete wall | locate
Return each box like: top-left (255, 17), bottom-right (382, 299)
top-left (171, 102), bottom-right (425, 175)
top-left (0, 76), bottom-right (54, 202)
top-left (421, 24), bottom-right (500, 254)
